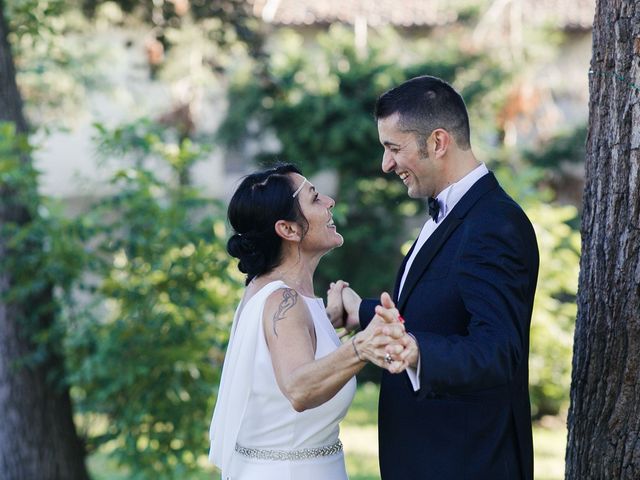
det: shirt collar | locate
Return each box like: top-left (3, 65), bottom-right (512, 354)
top-left (433, 163), bottom-right (489, 221)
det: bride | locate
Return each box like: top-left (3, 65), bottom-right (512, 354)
top-left (209, 164), bottom-right (407, 479)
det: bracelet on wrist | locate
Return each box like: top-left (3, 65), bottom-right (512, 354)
top-left (351, 336), bottom-right (365, 362)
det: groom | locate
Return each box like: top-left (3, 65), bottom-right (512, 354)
top-left (339, 75), bottom-right (539, 480)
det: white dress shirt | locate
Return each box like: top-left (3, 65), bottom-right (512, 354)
top-left (402, 163), bottom-right (489, 390)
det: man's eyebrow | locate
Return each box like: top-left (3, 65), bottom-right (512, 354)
top-left (383, 140), bottom-right (401, 147)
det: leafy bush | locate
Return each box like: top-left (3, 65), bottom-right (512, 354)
top-left (497, 166), bottom-right (579, 417)
top-left (524, 124), bottom-right (587, 168)
top-left (0, 121), bottom-right (83, 373)
top-left (62, 121), bottom-right (242, 478)
top-left (527, 203), bottom-right (579, 417)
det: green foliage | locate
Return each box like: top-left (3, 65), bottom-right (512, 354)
top-left (6, 0), bottom-right (109, 123)
top-left (497, 166), bottom-right (579, 417)
top-left (5, 0), bottom-right (68, 38)
top-left (63, 120), bottom-right (242, 478)
top-left (524, 124), bottom-right (587, 168)
top-left (0, 122), bottom-right (36, 206)
top-left (82, 0), bottom-right (264, 71)
top-left (218, 25), bottom-right (509, 296)
top-left (0, 121), bottom-right (84, 373)
top-left (527, 203), bottom-right (579, 417)
top-left (92, 118), bottom-right (212, 184)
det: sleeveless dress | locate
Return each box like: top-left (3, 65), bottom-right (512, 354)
top-left (209, 281), bottom-right (356, 480)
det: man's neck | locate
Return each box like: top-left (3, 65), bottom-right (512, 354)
top-left (436, 151), bottom-right (480, 196)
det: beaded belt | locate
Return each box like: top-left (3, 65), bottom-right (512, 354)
top-left (234, 439), bottom-right (343, 461)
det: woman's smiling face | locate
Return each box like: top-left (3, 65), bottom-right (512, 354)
top-left (289, 173), bottom-right (343, 253)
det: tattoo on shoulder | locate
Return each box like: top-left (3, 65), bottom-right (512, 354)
top-left (272, 289), bottom-right (298, 337)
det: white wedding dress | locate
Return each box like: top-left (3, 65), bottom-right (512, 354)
top-left (209, 281), bottom-right (356, 479)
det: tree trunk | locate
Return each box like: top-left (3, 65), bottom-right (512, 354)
top-left (0, 3), bottom-right (26, 134)
top-left (565, 1), bottom-right (640, 479)
top-left (0, 3), bottom-right (89, 479)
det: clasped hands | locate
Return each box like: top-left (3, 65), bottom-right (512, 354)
top-left (326, 280), bottom-right (418, 374)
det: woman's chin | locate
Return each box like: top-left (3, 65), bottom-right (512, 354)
top-left (322, 233), bottom-right (344, 252)
top-left (333, 231), bottom-right (344, 247)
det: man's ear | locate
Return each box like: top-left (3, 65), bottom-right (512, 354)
top-left (274, 220), bottom-right (301, 242)
top-left (431, 129), bottom-right (451, 158)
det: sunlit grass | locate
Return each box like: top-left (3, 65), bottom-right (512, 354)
top-left (87, 453), bottom-right (130, 480)
top-left (88, 382), bottom-right (566, 479)
top-left (533, 417), bottom-right (567, 480)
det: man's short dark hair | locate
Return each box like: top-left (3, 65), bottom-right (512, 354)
top-left (375, 75), bottom-right (471, 151)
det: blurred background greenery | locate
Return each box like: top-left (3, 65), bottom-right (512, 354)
top-left (1, 0), bottom-right (589, 478)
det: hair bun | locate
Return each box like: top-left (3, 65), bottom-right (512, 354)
top-left (238, 234), bottom-right (256, 253)
top-left (227, 232), bottom-right (267, 276)
top-left (227, 233), bottom-right (254, 256)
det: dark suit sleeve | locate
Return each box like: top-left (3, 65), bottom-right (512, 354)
top-left (358, 298), bottom-right (379, 330)
top-left (414, 211), bottom-right (537, 396)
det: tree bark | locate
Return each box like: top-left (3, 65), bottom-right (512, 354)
top-left (0, 2), bottom-right (26, 134)
top-left (0, 2), bottom-right (89, 479)
top-left (565, 1), bottom-right (640, 479)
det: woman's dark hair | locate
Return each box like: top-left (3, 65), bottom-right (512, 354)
top-left (226, 163), bottom-right (308, 285)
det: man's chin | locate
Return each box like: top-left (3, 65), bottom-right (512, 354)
top-left (407, 184), bottom-right (428, 199)
top-left (407, 188), bottom-right (421, 199)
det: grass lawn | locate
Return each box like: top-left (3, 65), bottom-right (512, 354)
top-left (89, 382), bottom-right (566, 479)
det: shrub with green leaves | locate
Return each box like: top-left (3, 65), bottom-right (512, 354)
top-left (497, 167), bottom-right (580, 417)
top-left (0, 121), bottom-right (84, 373)
top-left (527, 203), bottom-right (579, 417)
top-left (63, 121), bottom-right (242, 478)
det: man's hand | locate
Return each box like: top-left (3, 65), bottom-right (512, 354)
top-left (341, 287), bottom-right (362, 333)
top-left (352, 292), bottom-right (405, 373)
top-left (372, 292), bottom-right (419, 369)
top-left (383, 327), bottom-right (419, 369)
top-left (326, 280), bottom-right (349, 328)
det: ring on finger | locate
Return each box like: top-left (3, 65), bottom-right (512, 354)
top-left (384, 353), bottom-right (393, 364)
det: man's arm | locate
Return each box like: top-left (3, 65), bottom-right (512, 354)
top-left (357, 298), bottom-right (378, 330)
top-left (413, 213), bottom-right (537, 396)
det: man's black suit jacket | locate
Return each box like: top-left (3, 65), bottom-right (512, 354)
top-left (359, 172), bottom-right (539, 480)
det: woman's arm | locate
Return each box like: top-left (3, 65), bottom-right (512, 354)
top-left (263, 288), bottom-right (405, 412)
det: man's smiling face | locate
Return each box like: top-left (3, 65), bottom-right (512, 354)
top-left (377, 112), bottom-right (438, 199)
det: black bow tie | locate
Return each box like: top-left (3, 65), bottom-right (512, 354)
top-left (428, 197), bottom-right (440, 223)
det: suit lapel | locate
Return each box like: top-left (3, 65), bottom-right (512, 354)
top-left (397, 216), bottom-right (461, 311)
top-left (396, 172), bottom-right (500, 311)
top-left (393, 239), bottom-right (417, 302)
